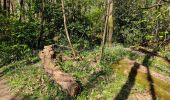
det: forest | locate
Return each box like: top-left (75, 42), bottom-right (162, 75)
top-left (0, 0), bottom-right (170, 100)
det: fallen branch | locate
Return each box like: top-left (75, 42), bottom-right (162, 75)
top-left (39, 45), bottom-right (81, 97)
top-left (126, 46), bottom-right (170, 64)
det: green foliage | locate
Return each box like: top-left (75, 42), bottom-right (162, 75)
top-left (1, 60), bottom-right (67, 99)
top-left (102, 45), bottom-right (128, 64)
top-left (161, 51), bottom-right (170, 60)
top-left (0, 0), bottom-right (170, 99)
top-left (1, 44), bottom-right (169, 99)
top-left (114, 0), bottom-right (145, 45)
top-left (0, 43), bottom-right (31, 66)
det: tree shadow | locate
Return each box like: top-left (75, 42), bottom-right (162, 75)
top-left (84, 70), bottom-right (106, 90)
top-left (142, 53), bottom-right (156, 100)
top-left (69, 70), bottom-right (107, 100)
top-left (114, 62), bottom-right (140, 100)
top-left (114, 48), bottom-right (158, 100)
top-left (83, 70), bottom-right (106, 90)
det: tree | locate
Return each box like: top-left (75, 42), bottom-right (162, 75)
top-left (107, 0), bottom-right (113, 47)
top-left (38, 0), bottom-right (45, 49)
top-left (19, 0), bottom-right (24, 22)
top-left (7, 0), bottom-right (10, 16)
top-left (99, 0), bottom-right (110, 62)
top-left (61, 0), bottom-right (76, 57)
top-left (0, 0), bottom-right (2, 11)
top-left (3, 0), bottom-right (7, 16)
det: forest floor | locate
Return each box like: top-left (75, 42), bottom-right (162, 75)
top-left (0, 69), bottom-right (22, 100)
top-left (0, 76), bottom-right (15, 100)
top-left (0, 45), bottom-right (170, 100)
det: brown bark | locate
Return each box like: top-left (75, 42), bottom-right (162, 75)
top-left (61, 0), bottom-right (76, 57)
top-left (39, 45), bottom-right (81, 97)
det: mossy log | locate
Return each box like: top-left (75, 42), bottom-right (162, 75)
top-left (39, 45), bottom-right (81, 97)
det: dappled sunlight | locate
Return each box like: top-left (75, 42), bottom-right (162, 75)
top-left (0, 0), bottom-right (169, 99)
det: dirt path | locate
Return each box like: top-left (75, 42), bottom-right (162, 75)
top-left (0, 74), bottom-right (21, 100)
top-left (0, 78), bottom-right (14, 100)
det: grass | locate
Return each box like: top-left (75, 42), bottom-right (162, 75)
top-left (1, 57), bottom-right (67, 100)
top-left (0, 44), bottom-right (169, 99)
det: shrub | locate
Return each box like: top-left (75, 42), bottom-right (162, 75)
top-left (102, 45), bottom-right (128, 64)
top-left (0, 44), bottom-right (31, 66)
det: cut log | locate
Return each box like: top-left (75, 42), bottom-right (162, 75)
top-left (38, 45), bottom-right (81, 97)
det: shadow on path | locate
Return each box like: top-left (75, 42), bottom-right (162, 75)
top-left (114, 62), bottom-right (140, 100)
top-left (114, 49), bottom-right (158, 100)
top-left (142, 53), bottom-right (156, 100)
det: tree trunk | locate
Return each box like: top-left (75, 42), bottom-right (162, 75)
top-left (38, 45), bottom-right (81, 97)
top-left (0, 0), bottom-right (2, 11)
top-left (107, 0), bottom-right (113, 47)
top-left (7, 0), bottom-right (10, 16)
top-left (38, 0), bottom-right (45, 49)
top-left (3, 0), bottom-right (7, 16)
top-left (61, 0), bottom-right (76, 57)
top-left (99, 0), bottom-right (110, 62)
top-left (10, 0), bottom-right (14, 14)
top-left (19, 0), bottom-right (24, 22)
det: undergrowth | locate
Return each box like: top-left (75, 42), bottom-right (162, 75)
top-left (0, 45), bottom-right (169, 99)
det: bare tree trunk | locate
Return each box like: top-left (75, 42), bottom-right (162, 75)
top-left (61, 0), bottom-right (76, 57)
top-left (4, 0), bottom-right (7, 16)
top-left (99, 0), bottom-right (110, 62)
top-left (107, 0), bottom-right (113, 47)
top-left (10, 1), bottom-right (14, 14)
top-left (7, 0), bottom-right (10, 16)
top-left (19, 0), bottom-right (24, 22)
top-left (38, 0), bottom-right (45, 49)
top-left (0, 0), bottom-right (2, 11)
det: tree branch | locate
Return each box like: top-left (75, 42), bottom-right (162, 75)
top-left (141, 3), bottom-right (165, 9)
top-left (141, 0), bottom-right (170, 9)
top-left (162, 0), bottom-right (170, 3)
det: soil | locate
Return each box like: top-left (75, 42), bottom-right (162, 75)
top-left (0, 77), bottom-right (22, 100)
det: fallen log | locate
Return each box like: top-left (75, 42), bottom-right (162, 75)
top-left (39, 45), bottom-right (81, 97)
top-left (125, 46), bottom-right (170, 64)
